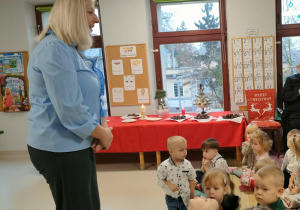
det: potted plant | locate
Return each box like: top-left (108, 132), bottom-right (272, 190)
top-left (155, 89), bottom-right (169, 117)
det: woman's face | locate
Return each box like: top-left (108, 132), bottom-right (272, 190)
top-left (189, 196), bottom-right (219, 210)
top-left (86, 4), bottom-right (100, 33)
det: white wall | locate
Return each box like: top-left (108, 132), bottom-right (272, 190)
top-left (99, 0), bottom-right (156, 116)
top-left (0, 0), bottom-right (276, 151)
top-left (226, 0), bottom-right (276, 111)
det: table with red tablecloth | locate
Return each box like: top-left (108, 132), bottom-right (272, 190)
top-left (99, 111), bottom-right (247, 169)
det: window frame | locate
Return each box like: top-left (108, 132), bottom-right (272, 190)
top-left (276, 0), bottom-right (300, 109)
top-left (34, 5), bottom-right (111, 115)
top-left (150, 0), bottom-right (230, 111)
top-left (173, 82), bottom-right (183, 97)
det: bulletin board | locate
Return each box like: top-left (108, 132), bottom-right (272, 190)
top-left (231, 36), bottom-right (275, 103)
top-left (0, 51), bottom-right (30, 112)
top-left (105, 44), bottom-right (151, 106)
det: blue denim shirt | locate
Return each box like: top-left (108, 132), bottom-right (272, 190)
top-left (27, 32), bottom-right (104, 152)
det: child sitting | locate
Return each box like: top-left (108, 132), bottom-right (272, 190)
top-left (157, 136), bottom-right (196, 210)
top-left (232, 130), bottom-right (273, 189)
top-left (281, 134), bottom-right (300, 209)
top-left (254, 165), bottom-right (285, 210)
top-left (195, 138), bottom-right (228, 184)
top-left (202, 168), bottom-right (239, 210)
top-left (240, 158), bottom-right (277, 191)
top-left (281, 129), bottom-right (300, 188)
top-left (250, 130), bottom-right (273, 161)
top-left (242, 123), bottom-right (260, 169)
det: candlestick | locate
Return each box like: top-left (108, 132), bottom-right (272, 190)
top-left (141, 104), bottom-right (146, 118)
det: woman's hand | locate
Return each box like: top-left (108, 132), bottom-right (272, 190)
top-left (91, 124), bottom-right (113, 150)
top-left (91, 138), bottom-right (104, 152)
top-left (99, 127), bottom-right (113, 149)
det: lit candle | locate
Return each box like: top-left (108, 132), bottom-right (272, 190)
top-left (181, 106), bottom-right (185, 116)
top-left (141, 104), bottom-right (146, 118)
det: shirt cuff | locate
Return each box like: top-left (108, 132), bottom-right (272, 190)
top-left (69, 113), bottom-right (98, 139)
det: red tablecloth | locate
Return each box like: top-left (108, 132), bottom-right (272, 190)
top-left (99, 111), bottom-right (247, 153)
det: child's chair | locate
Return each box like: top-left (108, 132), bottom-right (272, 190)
top-left (245, 89), bottom-right (281, 157)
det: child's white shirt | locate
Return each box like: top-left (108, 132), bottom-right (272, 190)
top-left (293, 158), bottom-right (300, 188)
top-left (281, 149), bottom-right (296, 172)
top-left (157, 156), bottom-right (196, 208)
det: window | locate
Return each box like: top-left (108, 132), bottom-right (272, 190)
top-left (276, 0), bottom-right (300, 109)
top-left (35, 5), bottom-right (110, 115)
top-left (173, 82), bottom-right (183, 97)
top-left (150, 0), bottom-right (229, 113)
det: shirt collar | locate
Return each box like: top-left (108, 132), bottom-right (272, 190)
top-left (168, 156), bottom-right (184, 166)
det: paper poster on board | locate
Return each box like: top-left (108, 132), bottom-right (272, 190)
top-left (112, 60), bottom-right (124, 75)
top-left (130, 59), bottom-right (143, 74)
top-left (0, 74), bottom-right (29, 112)
top-left (120, 46), bottom-right (137, 57)
top-left (124, 75), bottom-right (135, 91)
top-left (112, 87), bottom-right (124, 103)
top-left (0, 53), bottom-right (24, 74)
top-left (137, 88), bottom-right (149, 104)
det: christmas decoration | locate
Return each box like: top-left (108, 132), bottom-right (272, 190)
top-left (194, 84), bottom-right (211, 114)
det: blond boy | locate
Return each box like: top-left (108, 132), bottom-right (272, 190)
top-left (254, 165), bottom-right (285, 210)
top-left (157, 136), bottom-right (196, 210)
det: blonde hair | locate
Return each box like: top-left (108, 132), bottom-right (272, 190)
top-left (167, 136), bottom-right (187, 151)
top-left (287, 129), bottom-right (300, 139)
top-left (287, 129), bottom-right (300, 148)
top-left (5, 87), bottom-right (11, 95)
top-left (255, 165), bottom-right (284, 188)
top-left (202, 168), bottom-right (232, 194)
top-left (254, 158), bottom-right (276, 173)
top-left (288, 135), bottom-right (300, 158)
top-left (249, 130), bottom-right (273, 152)
top-left (245, 123), bottom-right (259, 141)
top-left (36, 0), bottom-right (95, 51)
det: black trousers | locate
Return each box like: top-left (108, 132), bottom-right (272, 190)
top-left (28, 145), bottom-right (100, 210)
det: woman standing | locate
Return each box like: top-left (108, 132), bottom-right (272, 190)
top-left (27, 0), bottom-right (113, 209)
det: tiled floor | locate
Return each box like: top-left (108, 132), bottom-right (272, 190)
top-left (0, 152), bottom-right (167, 210)
top-left (1, 149), bottom-right (277, 210)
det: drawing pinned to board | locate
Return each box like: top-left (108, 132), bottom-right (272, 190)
top-left (112, 87), bottom-right (124, 103)
top-left (130, 59), bottom-right (143, 74)
top-left (124, 75), bottom-right (135, 91)
top-left (120, 46), bottom-right (137, 57)
top-left (112, 60), bottom-right (124, 75)
top-left (137, 88), bottom-right (149, 104)
top-left (0, 74), bottom-right (28, 112)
